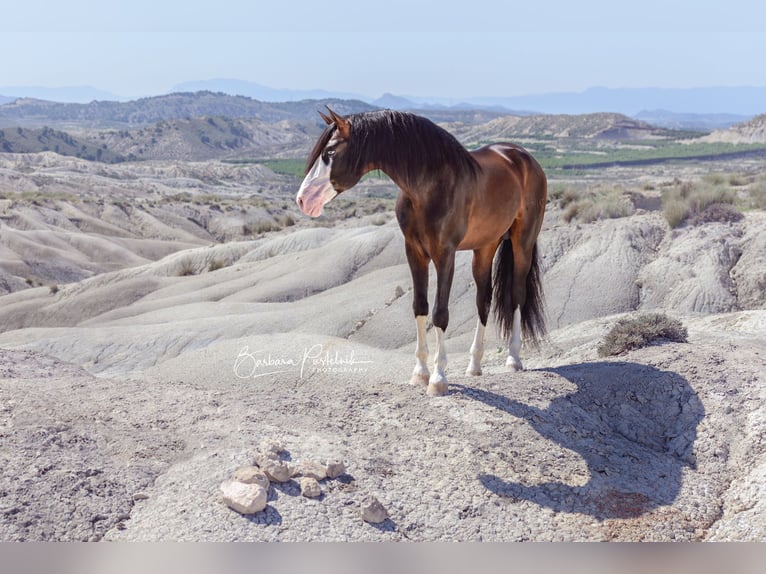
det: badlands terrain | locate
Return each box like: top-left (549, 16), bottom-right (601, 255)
top-left (0, 103), bottom-right (765, 541)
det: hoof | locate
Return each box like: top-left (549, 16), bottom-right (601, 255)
top-left (505, 356), bottom-right (524, 372)
top-left (426, 380), bottom-right (448, 396)
top-left (465, 359), bottom-right (482, 376)
top-left (410, 372), bottom-right (429, 386)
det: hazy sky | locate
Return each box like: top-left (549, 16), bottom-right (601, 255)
top-left (5, 0), bottom-right (766, 99)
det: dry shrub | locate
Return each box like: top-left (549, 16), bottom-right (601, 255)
top-left (662, 198), bottom-right (688, 229)
top-left (598, 313), bottom-right (688, 357)
top-left (747, 178), bottom-right (766, 210)
top-left (207, 258), bottom-right (225, 272)
top-left (688, 203), bottom-right (743, 226)
top-left (662, 179), bottom-right (739, 228)
top-left (243, 219), bottom-right (278, 235)
top-left (562, 189), bottom-right (634, 223)
top-left (176, 258), bottom-right (196, 276)
top-left (370, 213), bottom-right (388, 226)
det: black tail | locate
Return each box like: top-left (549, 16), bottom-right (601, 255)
top-left (492, 240), bottom-right (546, 346)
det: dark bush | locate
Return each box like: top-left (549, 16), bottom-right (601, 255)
top-left (688, 202), bottom-right (744, 226)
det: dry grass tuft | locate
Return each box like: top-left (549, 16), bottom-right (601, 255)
top-left (176, 258), bottom-right (196, 276)
top-left (662, 179), bottom-right (738, 228)
top-left (598, 313), bottom-right (688, 357)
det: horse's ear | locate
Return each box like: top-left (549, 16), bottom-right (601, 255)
top-left (318, 110), bottom-right (333, 125)
top-left (326, 106), bottom-right (351, 139)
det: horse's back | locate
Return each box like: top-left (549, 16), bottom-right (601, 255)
top-left (471, 143), bottom-right (545, 184)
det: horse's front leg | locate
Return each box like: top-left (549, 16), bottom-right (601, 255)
top-left (405, 241), bottom-right (431, 386)
top-left (427, 248), bottom-right (456, 396)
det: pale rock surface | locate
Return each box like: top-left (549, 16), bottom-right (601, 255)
top-left (220, 480), bottom-right (267, 515)
top-left (299, 477), bottom-right (321, 498)
top-left (231, 466), bottom-right (270, 489)
top-left (259, 439), bottom-right (285, 455)
top-left (360, 496), bottom-right (389, 524)
top-left (292, 461), bottom-right (327, 481)
top-left (254, 454), bottom-right (291, 483)
top-left (326, 461), bottom-right (347, 479)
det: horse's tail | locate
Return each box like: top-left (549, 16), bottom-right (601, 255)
top-left (492, 240), bottom-right (546, 346)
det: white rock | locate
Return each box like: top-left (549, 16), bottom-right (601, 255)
top-left (361, 496), bottom-right (388, 523)
top-left (220, 480), bottom-right (267, 514)
top-left (231, 466), bottom-right (270, 488)
top-left (325, 460), bottom-right (346, 479)
top-left (292, 460), bottom-right (327, 481)
top-left (259, 438), bottom-right (285, 455)
top-left (300, 477), bottom-right (322, 498)
top-left (255, 454), bottom-right (291, 483)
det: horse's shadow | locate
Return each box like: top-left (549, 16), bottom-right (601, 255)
top-left (455, 360), bottom-right (704, 520)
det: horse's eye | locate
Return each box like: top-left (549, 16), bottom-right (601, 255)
top-left (326, 149), bottom-right (336, 158)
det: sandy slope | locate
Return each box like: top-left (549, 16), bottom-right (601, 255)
top-left (1, 208), bottom-right (765, 540)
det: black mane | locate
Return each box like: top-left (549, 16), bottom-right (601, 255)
top-left (306, 110), bottom-right (480, 187)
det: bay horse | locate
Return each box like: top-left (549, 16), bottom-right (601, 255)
top-left (297, 108), bottom-right (546, 396)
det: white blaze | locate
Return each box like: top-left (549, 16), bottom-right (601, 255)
top-left (296, 157), bottom-right (338, 218)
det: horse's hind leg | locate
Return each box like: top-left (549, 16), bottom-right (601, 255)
top-left (506, 217), bottom-right (542, 371)
top-left (466, 244), bottom-right (496, 376)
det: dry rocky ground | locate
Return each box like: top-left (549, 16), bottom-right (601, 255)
top-left (0, 154), bottom-right (764, 541)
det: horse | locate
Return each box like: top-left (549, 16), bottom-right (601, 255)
top-left (296, 107), bottom-right (547, 396)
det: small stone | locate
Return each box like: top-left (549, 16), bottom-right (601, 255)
top-left (259, 438), bottom-right (284, 455)
top-left (300, 477), bottom-right (322, 498)
top-left (231, 466), bottom-right (270, 488)
top-left (255, 455), bottom-right (291, 483)
top-left (325, 460), bottom-right (346, 479)
top-left (220, 480), bottom-right (267, 514)
top-left (132, 492), bottom-right (149, 502)
top-left (292, 460), bottom-right (327, 481)
top-left (394, 285), bottom-right (404, 298)
top-left (360, 496), bottom-right (388, 524)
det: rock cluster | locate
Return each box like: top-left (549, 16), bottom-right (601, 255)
top-left (220, 439), bottom-right (357, 514)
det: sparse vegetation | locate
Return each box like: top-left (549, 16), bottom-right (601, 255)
top-left (551, 184), bottom-right (635, 223)
top-left (207, 259), bottom-right (225, 272)
top-left (662, 178), bottom-right (739, 228)
top-left (598, 313), bottom-right (688, 357)
top-left (243, 219), bottom-right (279, 235)
top-left (176, 258), bottom-right (196, 276)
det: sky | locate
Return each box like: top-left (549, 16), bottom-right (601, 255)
top-left (4, 0), bottom-right (766, 100)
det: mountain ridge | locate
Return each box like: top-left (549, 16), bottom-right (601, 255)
top-left (3, 83), bottom-right (765, 117)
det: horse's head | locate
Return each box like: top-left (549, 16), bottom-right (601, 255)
top-left (296, 107), bottom-right (361, 217)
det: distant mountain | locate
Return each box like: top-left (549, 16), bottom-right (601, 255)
top-left (0, 86), bottom-right (123, 103)
top-left (172, 82), bottom-right (766, 116)
top-left (0, 92), bottom-right (377, 129)
top-left (171, 79), bottom-right (365, 103)
top-left (373, 93), bottom-right (417, 109)
top-left (465, 86), bottom-right (766, 116)
top-left (634, 110), bottom-right (751, 131)
top-left (0, 126), bottom-right (125, 162)
top-left (5, 82), bottom-right (765, 117)
top-left (0, 116), bottom-right (320, 163)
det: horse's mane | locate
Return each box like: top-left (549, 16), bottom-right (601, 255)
top-left (306, 110), bottom-right (480, 187)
